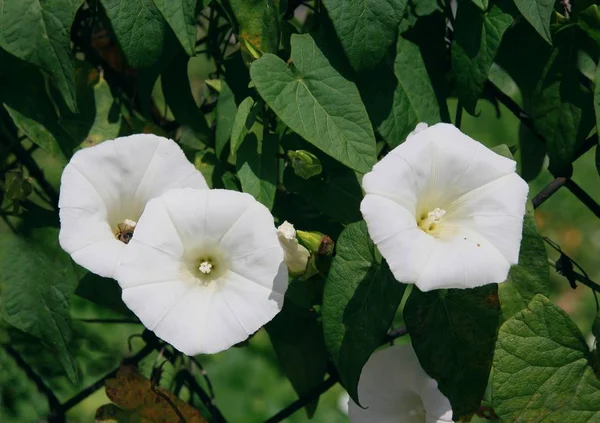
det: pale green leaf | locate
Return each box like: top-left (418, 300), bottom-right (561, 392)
top-left (322, 221), bottom-right (406, 403)
top-left (493, 294), bottom-right (600, 422)
top-left (0, 0), bottom-right (82, 112)
top-left (215, 81), bottom-right (237, 157)
top-left (230, 96), bottom-right (255, 155)
top-left (251, 34), bottom-right (376, 173)
top-left (322, 0), bottom-right (408, 71)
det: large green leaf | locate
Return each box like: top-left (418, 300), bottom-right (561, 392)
top-left (530, 32), bottom-right (596, 174)
top-left (1, 52), bottom-right (74, 165)
top-left (152, 0), bottom-right (198, 56)
top-left (0, 226), bottom-right (79, 384)
top-left (266, 279), bottom-right (329, 417)
top-left (498, 202), bottom-right (550, 320)
top-left (283, 166), bottom-right (362, 224)
top-left (236, 128), bottom-right (278, 210)
top-left (251, 33), bottom-right (377, 173)
top-left (101, 0), bottom-right (170, 69)
top-left (404, 285), bottom-right (501, 419)
top-left (493, 294), bottom-right (600, 421)
top-left (322, 221), bottom-right (406, 403)
top-left (452, 1), bottom-right (513, 114)
top-left (161, 52), bottom-right (211, 141)
top-left (378, 31), bottom-right (440, 147)
top-left (0, 0), bottom-right (81, 112)
top-left (75, 273), bottom-right (133, 316)
top-left (322, 0), bottom-right (408, 71)
top-left (215, 81), bottom-right (237, 158)
top-left (513, 0), bottom-right (554, 44)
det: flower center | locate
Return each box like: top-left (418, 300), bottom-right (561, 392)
top-left (115, 219), bottom-right (137, 244)
top-left (418, 207), bottom-right (446, 234)
top-left (198, 260), bottom-right (213, 274)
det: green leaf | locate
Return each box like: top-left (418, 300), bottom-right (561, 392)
top-left (322, 221), bottom-right (406, 403)
top-left (322, 0), bottom-right (408, 71)
top-left (1, 53), bottom-right (75, 165)
top-left (283, 166), bottom-right (362, 224)
top-left (498, 202), bottom-right (550, 320)
top-left (493, 294), bottom-right (600, 421)
top-left (595, 63), bottom-right (600, 177)
top-left (0, 0), bottom-right (81, 112)
top-left (161, 52), bottom-right (211, 141)
top-left (101, 0), bottom-right (170, 69)
top-left (75, 273), bottom-right (134, 316)
top-left (0, 226), bottom-right (79, 383)
top-left (513, 0), bottom-right (554, 44)
top-left (266, 279), bottom-right (329, 417)
top-left (60, 64), bottom-right (121, 148)
top-left (215, 81), bottom-right (238, 158)
top-left (236, 128), bottom-right (278, 210)
top-left (452, 1), bottom-right (513, 114)
top-left (230, 96), bottom-right (256, 155)
top-left (404, 285), bottom-right (501, 418)
top-left (530, 31), bottom-right (596, 174)
top-left (375, 31), bottom-right (440, 148)
top-left (152, 0), bottom-right (198, 56)
top-left (229, 0), bottom-right (279, 57)
top-left (251, 33), bottom-right (377, 173)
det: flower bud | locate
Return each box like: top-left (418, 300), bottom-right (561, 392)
top-left (277, 221), bottom-right (310, 275)
top-left (287, 150), bottom-right (323, 179)
top-left (297, 231), bottom-right (334, 256)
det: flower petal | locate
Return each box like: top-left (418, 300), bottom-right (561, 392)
top-left (349, 344), bottom-right (452, 423)
top-left (361, 194), bottom-right (434, 283)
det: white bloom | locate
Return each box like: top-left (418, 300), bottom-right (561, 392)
top-left (277, 221), bottom-right (310, 274)
top-left (361, 123), bottom-right (528, 291)
top-left (349, 344), bottom-right (453, 423)
top-left (59, 134), bottom-right (208, 278)
top-left (114, 188), bottom-right (288, 355)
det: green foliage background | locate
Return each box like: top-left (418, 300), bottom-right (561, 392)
top-left (1, 0), bottom-right (600, 422)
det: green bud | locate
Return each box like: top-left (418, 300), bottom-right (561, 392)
top-left (287, 150), bottom-right (323, 179)
top-left (297, 230), bottom-right (335, 257)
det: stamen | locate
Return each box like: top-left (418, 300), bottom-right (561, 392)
top-left (199, 261), bottom-right (213, 274)
top-left (418, 208), bottom-right (447, 234)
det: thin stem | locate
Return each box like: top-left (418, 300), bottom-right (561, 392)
top-left (262, 376), bottom-right (338, 423)
top-left (532, 177), bottom-right (567, 209)
top-left (546, 241), bottom-right (600, 294)
top-left (563, 179), bottom-right (600, 219)
top-left (454, 101), bottom-right (463, 130)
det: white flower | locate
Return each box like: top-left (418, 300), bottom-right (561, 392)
top-left (59, 134), bottom-right (208, 278)
top-left (114, 188), bottom-right (288, 355)
top-left (348, 344), bottom-right (453, 423)
top-left (361, 123), bottom-right (528, 291)
top-left (277, 221), bottom-right (310, 274)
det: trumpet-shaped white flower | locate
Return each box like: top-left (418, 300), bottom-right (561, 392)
top-left (361, 123), bottom-right (528, 291)
top-left (349, 344), bottom-right (453, 423)
top-left (114, 188), bottom-right (288, 355)
top-left (277, 221), bottom-right (310, 274)
top-left (59, 134), bottom-right (208, 278)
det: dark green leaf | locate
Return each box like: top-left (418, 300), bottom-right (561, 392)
top-left (595, 60), bottom-right (600, 177)
top-left (215, 81), bottom-right (238, 158)
top-left (152, 0), bottom-right (198, 56)
top-left (0, 227), bottom-right (79, 383)
top-left (230, 96), bottom-right (255, 155)
top-left (229, 0), bottom-right (279, 57)
top-left (513, 0), bottom-right (554, 44)
top-left (322, 0), bottom-right (408, 71)
top-left (75, 273), bottom-right (134, 316)
top-left (251, 34), bottom-right (377, 173)
top-left (283, 166), bottom-right (362, 224)
top-left (322, 221), bottom-right (406, 403)
top-left (530, 31), bottom-right (596, 173)
top-left (236, 128), bottom-right (278, 210)
top-left (0, 0), bottom-right (81, 112)
top-left (404, 285), bottom-right (501, 418)
top-left (493, 294), bottom-right (600, 421)
top-left (266, 279), bottom-right (328, 417)
top-left (452, 1), bottom-right (513, 114)
top-left (101, 0), bottom-right (170, 69)
top-left (161, 52), bottom-right (211, 141)
top-left (498, 202), bottom-right (549, 320)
